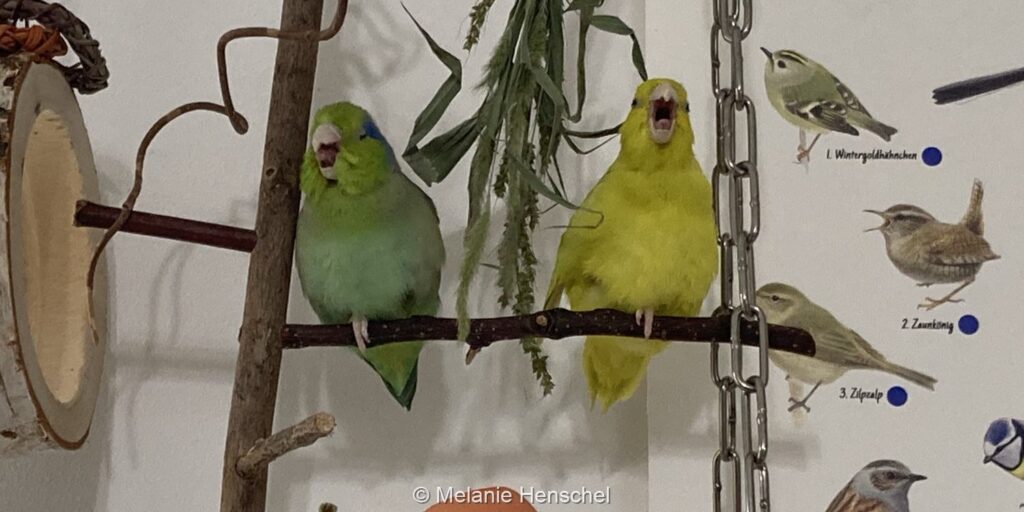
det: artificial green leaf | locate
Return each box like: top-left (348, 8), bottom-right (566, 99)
top-left (527, 62), bottom-right (569, 112)
top-left (564, 124), bottom-right (622, 139)
top-left (567, 7), bottom-right (592, 122)
top-left (588, 14), bottom-right (631, 34)
top-left (564, 0), bottom-right (604, 13)
top-left (506, 153), bottom-right (580, 210)
top-left (401, 4), bottom-right (467, 184)
top-left (589, 15), bottom-right (648, 80)
top-left (404, 116), bottom-right (481, 184)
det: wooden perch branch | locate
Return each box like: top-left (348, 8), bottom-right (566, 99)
top-left (221, 1), bottom-right (345, 511)
top-left (283, 308), bottom-right (816, 356)
top-left (72, 202), bottom-right (815, 356)
top-left (235, 412), bottom-right (336, 478)
top-left (74, 201), bottom-right (257, 252)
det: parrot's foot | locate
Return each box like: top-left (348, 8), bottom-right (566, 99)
top-left (352, 316), bottom-right (370, 353)
top-left (635, 308), bottom-right (655, 339)
top-left (465, 347), bottom-right (481, 365)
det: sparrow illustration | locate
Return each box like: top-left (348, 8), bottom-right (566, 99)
top-left (825, 460), bottom-right (926, 512)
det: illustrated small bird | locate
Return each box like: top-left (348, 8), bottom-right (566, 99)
top-left (984, 418), bottom-right (1024, 480)
top-left (758, 283), bottom-right (937, 412)
top-left (934, 66), bottom-right (1024, 104)
top-left (295, 102), bottom-right (445, 409)
top-left (545, 78), bottom-right (718, 411)
top-left (865, 179), bottom-right (999, 311)
top-left (761, 48), bottom-right (897, 163)
top-left (825, 460), bottom-right (926, 512)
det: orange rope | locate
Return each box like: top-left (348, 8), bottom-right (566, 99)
top-left (0, 24), bottom-right (67, 58)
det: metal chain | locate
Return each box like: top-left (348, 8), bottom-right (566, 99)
top-left (710, 0), bottom-right (770, 511)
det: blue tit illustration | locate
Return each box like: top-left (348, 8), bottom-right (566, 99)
top-left (983, 418), bottom-right (1024, 480)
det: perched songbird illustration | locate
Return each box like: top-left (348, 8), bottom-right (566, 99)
top-left (984, 418), bottom-right (1024, 480)
top-left (761, 48), bottom-right (897, 163)
top-left (825, 460), bottom-right (926, 512)
top-left (295, 102), bottom-right (445, 409)
top-left (934, 66), bottom-right (1024, 104)
top-left (545, 78), bottom-right (718, 411)
top-left (758, 283), bottom-right (937, 412)
top-left (865, 179), bottom-right (999, 311)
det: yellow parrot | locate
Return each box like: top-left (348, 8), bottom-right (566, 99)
top-left (545, 78), bottom-right (718, 411)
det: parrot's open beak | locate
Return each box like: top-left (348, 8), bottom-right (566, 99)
top-left (648, 82), bottom-right (678, 145)
top-left (312, 123), bottom-right (342, 182)
top-left (863, 209), bottom-right (889, 232)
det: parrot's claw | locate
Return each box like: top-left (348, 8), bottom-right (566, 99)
top-left (352, 316), bottom-right (370, 353)
top-left (465, 347), bottom-right (481, 365)
top-left (635, 308), bottom-right (655, 339)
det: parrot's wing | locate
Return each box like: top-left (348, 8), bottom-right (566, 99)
top-left (544, 279), bottom-right (565, 310)
top-left (544, 176), bottom-right (611, 310)
top-left (923, 229), bottom-right (1000, 266)
top-left (785, 99), bottom-right (860, 136)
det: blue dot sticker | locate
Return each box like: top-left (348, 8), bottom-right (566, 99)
top-left (887, 386), bottom-right (908, 407)
top-left (958, 314), bottom-right (980, 335)
top-left (922, 147), bottom-right (943, 167)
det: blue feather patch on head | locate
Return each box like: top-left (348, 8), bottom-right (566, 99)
top-left (362, 116), bottom-right (398, 170)
top-left (986, 418), bottom-right (1012, 445)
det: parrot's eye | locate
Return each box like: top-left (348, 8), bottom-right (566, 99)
top-left (770, 294), bottom-right (780, 302)
top-left (885, 471), bottom-right (897, 480)
top-left (777, 60), bottom-right (787, 69)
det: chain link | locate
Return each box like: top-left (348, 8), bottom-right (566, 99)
top-left (709, 0), bottom-right (770, 511)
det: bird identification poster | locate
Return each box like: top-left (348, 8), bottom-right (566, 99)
top-left (644, 1), bottom-right (1024, 511)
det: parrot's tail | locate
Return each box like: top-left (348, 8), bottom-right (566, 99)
top-left (878, 360), bottom-right (937, 391)
top-left (360, 341), bottom-right (423, 410)
top-left (583, 336), bottom-right (667, 412)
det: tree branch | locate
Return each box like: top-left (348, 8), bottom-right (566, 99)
top-left (75, 200), bottom-right (257, 253)
top-left (72, 202), bottom-right (815, 356)
top-left (235, 412), bottom-right (336, 479)
top-left (283, 308), bottom-right (816, 356)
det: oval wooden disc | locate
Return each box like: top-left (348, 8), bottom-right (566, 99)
top-left (0, 55), bottom-right (107, 455)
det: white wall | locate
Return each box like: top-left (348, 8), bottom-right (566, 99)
top-left (0, 1), bottom-right (652, 511)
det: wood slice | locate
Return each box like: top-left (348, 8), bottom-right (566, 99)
top-left (0, 54), bottom-right (107, 455)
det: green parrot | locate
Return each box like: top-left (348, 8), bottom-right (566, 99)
top-left (295, 102), bottom-right (445, 410)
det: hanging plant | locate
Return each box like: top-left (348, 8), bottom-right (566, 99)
top-left (403, 0), bottom-right (647, 394)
